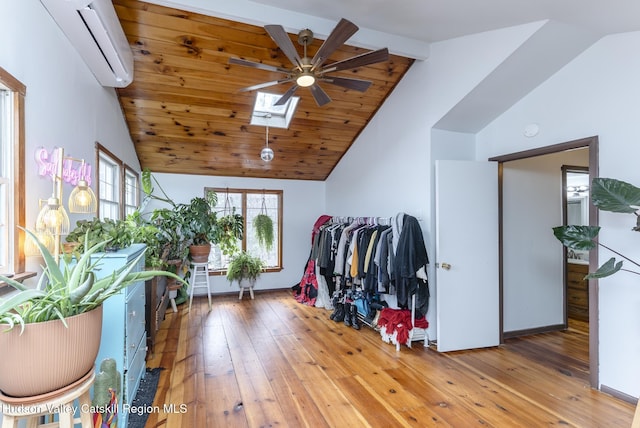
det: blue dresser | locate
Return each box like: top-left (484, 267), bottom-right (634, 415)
top-left (91, 243), bottom-right (147, 428)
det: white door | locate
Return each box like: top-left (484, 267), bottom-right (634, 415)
top-left (435, 160), bottom-right (499, 352)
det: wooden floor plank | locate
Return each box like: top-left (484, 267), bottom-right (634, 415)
top-left (144, 290), bottom-right (635, 427)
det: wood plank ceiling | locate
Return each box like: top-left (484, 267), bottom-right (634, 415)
top-left (113, 0), bottom-right (414, 180)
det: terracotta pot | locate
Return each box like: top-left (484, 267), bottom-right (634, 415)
top-left (189, 243), bottom-right (211, 263)
top-left (0, 305), bottom-right (103, 397)
top-left (61, 242), bottom-right (80, 254)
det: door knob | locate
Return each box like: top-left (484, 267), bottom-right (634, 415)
top-left (441, 262), bottom-right (452, 270)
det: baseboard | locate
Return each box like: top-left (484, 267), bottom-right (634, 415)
top-left (503, 323), bottom-right (565, 339)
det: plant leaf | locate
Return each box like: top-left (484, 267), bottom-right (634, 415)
top-left (552, 225), bottom-right (600, 250)
top-left (141, 168), bottom-right (153, 195)
top-left (67, 237), bottom-right (110, 296)
top-left (22, 228), bottom-right (65, 289)
top-left (591, 178), bottom-right (640, 213)
top-left (585, 257), bottom-right (623, 279)
top-left (0, 289), bottom-right (46, 319)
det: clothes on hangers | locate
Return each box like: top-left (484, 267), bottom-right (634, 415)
top-left (298, 214), bottom-right (429, 319)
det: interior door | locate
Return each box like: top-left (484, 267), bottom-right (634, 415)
top-left (435, 160), bottom-right (499, 352)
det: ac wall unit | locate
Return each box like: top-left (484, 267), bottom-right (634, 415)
top-left (40, 0), bottom-right (134, 87)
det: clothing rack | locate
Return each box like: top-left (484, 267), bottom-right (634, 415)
top-left (318, 214), bottom-right (429, 350)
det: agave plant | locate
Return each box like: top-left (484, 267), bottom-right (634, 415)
top-left (553, 177), bottom-right (640, 279)
top-left (0, 228), bottom-right (187, 332)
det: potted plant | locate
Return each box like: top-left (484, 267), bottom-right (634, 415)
top-left (0, 229), bottom-right (186, 397)
top-left (226, 251), bottom-right (264, 287)
top-left (178, 193), bottom-right (220, 262)
top-left (125, 211), bottom-right (164, 269)
top-left (553, 177), bottom-right (640, 278)
top-left (66, 217), bottom-right (133, 253)
top-left (218, 210), bottom-right (244, 257)
top-left (147, 206), bottom-right (189, 309)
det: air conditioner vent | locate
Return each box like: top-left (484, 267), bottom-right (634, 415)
top-left (41, 0), bottom-right (134, 87)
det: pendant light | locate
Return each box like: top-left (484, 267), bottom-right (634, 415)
top-left (260, 122), bottom-right (274, 162)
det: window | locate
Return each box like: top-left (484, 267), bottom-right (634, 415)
top-left (98, 149), bottom-right (120, 220)
top-left (206, 187), bottom-right (282, 271)
top-left (123, 165), bottom-right (139, 218)
top-left (250, 91), bottom-right (300, 129)
top-left (0, 67), bottom-right (25, 275)
top-left (96, 145), bottom-right (140, 221)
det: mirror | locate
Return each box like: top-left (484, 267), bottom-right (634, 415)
top-left (565, 169), bottom-right (589, 262)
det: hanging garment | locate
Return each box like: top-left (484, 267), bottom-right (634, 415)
top-left (394, 215), bottom-right (429, 314)
top-left (296, 259), bottom-right (318, 306)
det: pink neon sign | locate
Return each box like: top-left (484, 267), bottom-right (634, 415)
top-left (35, 147), bottom-right (92, 186)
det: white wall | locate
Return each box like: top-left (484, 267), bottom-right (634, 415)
top-left (326, 24), bottom-right (539, 339)
top-left (0, 1), bottom-right (139, 277)
top-left (502, 149), bottom-right (589, 332)
top-left (147, 173), bottom-right (326, 294)
top-left (477, 32), bottom-right (640, 395)
top-left (0, 2), bottom-right (140, 424)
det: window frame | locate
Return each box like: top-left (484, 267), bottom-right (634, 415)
top-left (0, 67), bottom-right (26, 275)
top-left (123, 164), bottom-right (140, 218)
top-left (96, 143), bottom-right (140, 221)
top-left (206, 187), bottom-right (283, 274)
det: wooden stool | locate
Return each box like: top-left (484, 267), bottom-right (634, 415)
top-left (0, 371), bottom-right (95, 428)
top-left (188, 262), bottom-right (212, 311)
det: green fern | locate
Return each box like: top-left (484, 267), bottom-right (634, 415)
top-left (253, 214), bottom-right (274, 251)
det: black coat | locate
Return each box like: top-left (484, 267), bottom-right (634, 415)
top-left (394, 215), bottom-right (429, 313)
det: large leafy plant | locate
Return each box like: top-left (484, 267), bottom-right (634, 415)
top-left (217, 211), bottom-right (244, 256)
top-left (179, 193), bottom-right (220, 246)
top-left (553, 177), bottom-right (640, 279)
top-left (0, 229), bottom-right (186, 331)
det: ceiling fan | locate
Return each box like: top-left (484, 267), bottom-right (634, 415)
top-left (229, 18), bottom-right (389, 107)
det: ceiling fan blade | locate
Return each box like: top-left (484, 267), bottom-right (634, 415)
top-left (229, 57), bottom-right (291, 74)
top-left (274, 84), bottom-right (300, 106)
top-left (310, 84), bottom-right (332, 107)
top-left (320, 76), bottom-right (372, 92)
top-left (310, 18), bottom-right (359, 71)
top-left (322, 48), bottom-right (389, 73)
top-left (238, 78), bottom-right (293, 92)
top-left (264, 25), bottom-right (303, 70)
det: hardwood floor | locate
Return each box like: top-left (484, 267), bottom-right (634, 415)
top-left (144, 290), bottom-right (634, 427)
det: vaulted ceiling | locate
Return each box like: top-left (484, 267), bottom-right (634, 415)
top-left (113, 0), bottom-right (413, 181)
top-left (113, 0), bottom-right (640, 181)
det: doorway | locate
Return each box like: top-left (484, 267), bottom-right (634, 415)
top-left (490, 135), bottom-right (599, 388)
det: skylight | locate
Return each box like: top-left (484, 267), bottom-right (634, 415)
top-left (250, 92), bottom-right (299, 129)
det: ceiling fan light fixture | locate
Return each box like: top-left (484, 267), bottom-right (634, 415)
top-left (296, 72), bottom-right (315, 87)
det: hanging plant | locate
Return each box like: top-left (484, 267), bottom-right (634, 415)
top-left (216, 190), bottom-right (243, 256)
top-left (254, 214), bottom-right (274, 251)
top-left (253, 194), bottom-right (274, 251)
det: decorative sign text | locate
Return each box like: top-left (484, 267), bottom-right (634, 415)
top-left (35, 147), bottom-right (92, 186)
